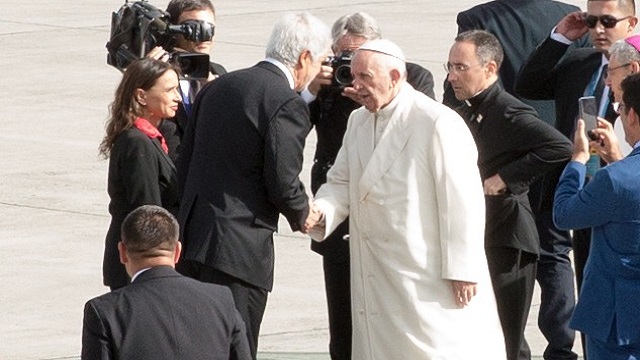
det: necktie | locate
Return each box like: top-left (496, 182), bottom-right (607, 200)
top-left (580, 63), bottom-right (612, 126)
top-left (593, 64), bottom-right (607, 103)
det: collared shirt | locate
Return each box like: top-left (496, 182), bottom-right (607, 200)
top-left (550, 26), bottom-right (573, 45)
top-left (549, 29), bottom-right (611, 116)
top-left (264, 57), bottom-right (294, 90)
top-left (300, 88), bottom-right (316, 104)
top-left (372, 89), bottom-right (402, 147)
top-left (130, 267), bottom-right (151, 283)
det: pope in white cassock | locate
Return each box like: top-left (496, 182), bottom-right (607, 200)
top-left (308, 39), bottom-right (506, 359)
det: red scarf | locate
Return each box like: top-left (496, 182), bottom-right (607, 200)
top-left (133, 117), bottom-right (168, 154)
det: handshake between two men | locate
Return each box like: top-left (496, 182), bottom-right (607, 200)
top-left (302, 203), bottom-right (324, 235)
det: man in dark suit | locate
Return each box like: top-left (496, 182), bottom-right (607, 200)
top-left (447, 30), bottom-right (572, 360)
top-left (82, 205), bottom-right (250, 360)
top-left (516, 2), bottom-right (637, 357)
top-left (177, 12), bottom-right (331, 359)
top-left (154, 0), bottom-right (228, 163)
top-left (300, 12), bottom-right (434, 360)
top-left (443, 2), bottom-right (587, 359)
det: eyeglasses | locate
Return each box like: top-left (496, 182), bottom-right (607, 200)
top-left (443, 62), bottom-right (482, 74)
top-left (607, 63), bottom-right (631, 77)
top-left (585, 14), bottom-right (632, 29)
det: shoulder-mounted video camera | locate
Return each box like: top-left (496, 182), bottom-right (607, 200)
top-left (106, 0), bottom-right (213, 78)
top-left (324, 51), bottom-right (354, 88)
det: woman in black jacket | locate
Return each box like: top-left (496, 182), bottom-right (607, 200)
top-left (99, 58), bottom-right (181, 290)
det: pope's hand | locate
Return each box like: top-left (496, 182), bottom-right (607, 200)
top-left (452, 280), bottom-right (477, 307)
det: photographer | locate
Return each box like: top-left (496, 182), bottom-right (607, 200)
top-left (151, 0), bottom-right (226, 162)
top-left (301, 12), bottom-right (434, 360)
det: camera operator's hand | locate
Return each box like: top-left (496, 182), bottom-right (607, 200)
top-left (146, 46), bottom-right (171, 62)
top-left (307, 64), bottom-right (333, 96)
top-left (341, 86), bottom-right (361, 104)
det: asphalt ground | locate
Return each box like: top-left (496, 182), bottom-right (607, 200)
top-left (0, 0), bottom-right (586, 358)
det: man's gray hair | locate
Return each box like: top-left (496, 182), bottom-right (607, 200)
top-left (609, 39), bottom-right (640, 64)
top-left (331, 12), bottom-right (381, 49)
top-left (265, 12), bottom-right (331, 67)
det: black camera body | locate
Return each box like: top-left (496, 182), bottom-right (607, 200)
top-left (325, 51), bottom-right (354, 87)
top-left (106, 0), bottom-right (212, 78)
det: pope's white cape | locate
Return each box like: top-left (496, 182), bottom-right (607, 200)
top-left (311, 84), bottom-right (506, 359)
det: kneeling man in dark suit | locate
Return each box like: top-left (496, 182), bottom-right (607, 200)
top-left (82, 205), bottom-right (250, 360)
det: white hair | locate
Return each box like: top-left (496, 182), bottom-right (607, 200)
top-left (609, 39), bottom-right (640, 64)
top-left (265, 12), bottom-right (331, 67)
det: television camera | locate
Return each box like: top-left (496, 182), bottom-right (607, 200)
top-left (106, 0), bottom-right (213, 78)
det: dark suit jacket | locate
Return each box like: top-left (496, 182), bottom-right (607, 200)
top-left (308, 63), bottom-right (434, 260)
top-left (178, 61), bottom-right (310, 291)
top-left (160, 61), bottom-right (228, 163)
top-left (456, 82), bottom-right (572, 253)
top-left (103, 128), bottom-right (179, 288)
top-left (516, 36), bottom-right (619, 211)
top-left (516, 37), bottom-right (615, 138)
top-left (444, 0), bottom-right (585, 126)
top-left (82, 266), bottom-right (250, 360)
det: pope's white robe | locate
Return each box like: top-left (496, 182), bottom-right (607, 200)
top-left (312, 84), bottom-right (506, 359)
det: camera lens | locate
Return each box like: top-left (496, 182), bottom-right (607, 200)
top-left (335, 64), bottom-right (353, 86)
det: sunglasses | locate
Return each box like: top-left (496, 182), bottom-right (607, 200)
top-left (584, 14), bottom-right (632, 29)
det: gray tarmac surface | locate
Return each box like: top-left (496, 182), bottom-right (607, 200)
top-left (1, 0), bottom-right (586, 358)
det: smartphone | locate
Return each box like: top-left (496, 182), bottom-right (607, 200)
top-left (578, 96), bottom-right (598, 139)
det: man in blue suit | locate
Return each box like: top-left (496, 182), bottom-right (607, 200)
top-left (554, 73), bottom-right (640, 359)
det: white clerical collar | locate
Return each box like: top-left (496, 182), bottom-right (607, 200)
top-left (373, 84), bottom-right (406, 119)
top-left (264, 58), bottom-right (294, 90)
top-left (130, 267), bottom-right (152, 283)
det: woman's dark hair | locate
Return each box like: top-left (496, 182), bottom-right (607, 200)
top-left (99, 58), bottom-right (176, 158)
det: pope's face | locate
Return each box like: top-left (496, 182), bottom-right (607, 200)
top-left (350, 50), bottom-right (396, 112)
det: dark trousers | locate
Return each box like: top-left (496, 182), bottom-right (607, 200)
top-left (179, 261), bottom-right (268, 360)
top-left (573, 227), bottom-right (592, 360)
top-left (536, 211), bottom-right (578, 360)
top-left (322, 255), bottom-right (351, 360)
top-left (486, 247), bottom-right (537, 360)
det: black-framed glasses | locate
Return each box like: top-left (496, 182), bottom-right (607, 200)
top-left (443, 62), bottom-right (482, 74)
top-left (585, 14), bottom-right (632, 29)
top-left (607, 63), bottom-right (631, 76)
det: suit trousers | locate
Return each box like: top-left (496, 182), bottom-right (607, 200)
top-left (486, 247), bottom-right (537, 360)
top-left (179, 260), bottom-right (268, 360)
top-left (322, 252), bottom-right (351, 360)
top-left (573, 227), bottom-right (592, 359)
top-left (535, 210), bottom-right (578, 360)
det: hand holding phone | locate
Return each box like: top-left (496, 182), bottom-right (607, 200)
top-left (579, 96), bottom-right (599, 141)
